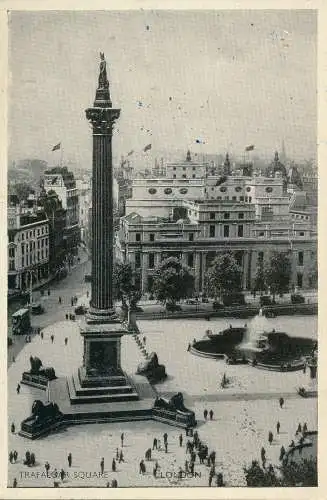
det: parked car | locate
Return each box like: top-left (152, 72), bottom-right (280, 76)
top-left (75, 305), bottom-right (88, 315)
top-left (291, 293), bottom-right (305, 304)
top-left (222, 293), bottom-right (246, 306)
top-left (31, 302), bottom-right (45, 315)
top-left (166, 303), bottom-right (182, 312)
top-left (185, 298), bottom-right (199, 305)
top-left (259, 295), bottom-right (273, 306)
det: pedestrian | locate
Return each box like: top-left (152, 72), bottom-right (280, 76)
top-left (209, 451), bottom-right (216, 466)
top-left (303, 422), bottom-right (308, 433)
top-left (12, 356), bottom-right (15, 363)
top-left (60, 469), bottom-right (65, 481)
top-left (296, 423), bottom-right (302, 435)
top-left (86, 290), bottom-right (89, 298)
top-left (153, 464), bottom-right (157, 478)
top-left (279, 445), bottom-right (286, 461)
top-left (51, 334), bottom-right (54, 344)
top-left (11, 423), bottom-right (15, 434)
top-left (189, 461), bottom-right (195, 474)
top-left (111, 478), bottom-right (118, 487)
top-left (121, 432), bottom-right (124, 447)
top-left (203, 409), bottom-right (208, 420)
top-left (13, 450), bottom-right (18, 462)
top-left (163, 432), bottom-right (168, 445)
top-left (139, 459), bottom-right (145, 474)
top-left (58, 296), bottom-right (62, 304)
top-left (164, 441), bottom-right (168, 453)
top-left (68, 453), bottom-right (72, 467)
top-left (16, 383), bottom-right (20, 394)
top-left (106, 482), bottom-right (110, 487)
top-left (45, 461), bottom-right (50, 476)
top-left (119, 450), bottom-right (124, 463)
top-left (100, 457), bottom-right (104, 475)
top-left (261, 446), bottom-right (266, 463)
top-left (30, 453), bottom-right (35, 466)
top-left (279, 397), bottom-right (284, 409)
top-left (65, 314), bottom-right (69, 320)
top-left (143, 336), bottom-right (146, 344)
top-left (185, 460), bottom-right (189, 473)
top-left (112, 458), bottom-right (116, 472)
top-left (13, 478), bottom-right (17, 488)
top-left (268, 431), bottom-right (273, 445)
top-left (41, 331), bottom-right (44, 340)
top-left (209, 469), bottom-right (214, 487)
top-left (152, 437), bottom-right (158, 450)
top-left (116, 448), bottom-right (119, 460)
top-left (71, 298), bottom-right (74, 307)
top-left (179, 433), bottom-right (183, 447)
top-left (209, 409), bottom-right (214, 420)
top-left (9, 451), bottom-right (13, 464)
top-left (48, 289), bottom-right (50, 296)
top-left (276, 421), bottom-right (280, 434)
top-left (65, 337), bottom-right (68, 346)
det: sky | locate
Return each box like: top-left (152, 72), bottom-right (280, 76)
top-left (8, 9), bottom-right (317, 169)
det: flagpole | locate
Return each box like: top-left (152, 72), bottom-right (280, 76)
top-left (60, 143), bottom-right (63, 167)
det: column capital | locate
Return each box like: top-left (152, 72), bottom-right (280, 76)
top-left (85, 107), bottom-right (120, 134)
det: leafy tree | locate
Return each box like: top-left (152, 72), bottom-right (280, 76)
top-left (204, 252), bottom-right (242, 300)
top-left (113, 262), bottom-right (141, 311)
top-left (308, 256), bottom-right (318, 289)
top-left (265, 252), bottom-right (291, 298)
top-left (254, 260), bottom-right (267, 294)
top-left (244, 460), bottom-right (280, 487)
top-left (152, 257), bottom-right (194, 306)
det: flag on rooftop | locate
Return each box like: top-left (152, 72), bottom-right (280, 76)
top-left (143, 143), bottom-right (152, 152)
top-left (245, 144), bottom-right (255, 151)
top-left (52, 142), bottom-right (61, 151)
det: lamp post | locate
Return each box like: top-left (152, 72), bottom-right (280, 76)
top-left (26, 268), bottom-right (36, 307)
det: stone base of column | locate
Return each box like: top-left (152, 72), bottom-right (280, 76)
top-left (68, 319), bottom-right (139, 404)
top-left (86, 306), bottom-right (118, 324)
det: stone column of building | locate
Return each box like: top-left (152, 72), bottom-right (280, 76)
top-left (194, 253), bottom-right (201, 292)
top-left (155, 252), bottom-right (161, 267)
top-left (141, 253), bottom-right (148, 293)
top-left (85, 55), bottom-right (120, 323)
top-left (242, 251), bottom-right (249, 290)
top-left (201, 251), bottom-right (207, 292)
top-left (250, 250), bottom-right (257, 291)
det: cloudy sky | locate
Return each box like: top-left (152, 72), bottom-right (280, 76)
top-left (8, 9), bottom-right (316, 168)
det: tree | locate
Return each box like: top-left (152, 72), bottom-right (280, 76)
top-left (265, 252), bottom-right (291, 298)
top-left (308, 256), bottom-right (318, 289)
top-left (254, 260), bottom-right (267, 294)
top-left (204, 253), bottom-right (242, 300)
top-left (113, 262), bottom-right (141, 311)
top-left (152, 257), bottom-right (194, 305)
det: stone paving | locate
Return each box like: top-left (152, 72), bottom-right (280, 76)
top-left (7, 314), bottom-right (317, 488)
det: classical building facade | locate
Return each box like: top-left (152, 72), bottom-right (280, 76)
top-left (8, 197), bottom-right (50, 291)
top-left (43, 166), bottom-right (80, 255)
top-left (117, 151), bottom-right (317, 294)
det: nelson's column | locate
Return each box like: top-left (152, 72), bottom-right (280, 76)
top-left (68, 53), bottom-right (139, 403)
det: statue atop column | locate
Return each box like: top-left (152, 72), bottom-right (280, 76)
top-left (98, 52), bottom-right (109, 89)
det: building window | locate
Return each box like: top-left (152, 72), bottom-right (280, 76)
top-left (136, 233), bottom-right (141, 242)
top-left (149, 233), bottom-right (155, 242)
top-left (37, 241), bottom-right (40, 249)
top-left (173, 166), bottom-right (176, 170)
top-left (297, 273), bottom-right (303, 288)
top-left (238, 212), bottom-right (244, 219)
top-left (249, 196), bottom-right (252, 202)
top-left (258, 252), bottom-right (264, 262)
top-left (238, 225), bottom-right (244, 237)
top-left (21, 257), bottom-right (24, 267)
top-left (192, 174), bottom-right (196, 178)
top-left (37, 229), bottom-right (40, 236)
top-left (259, 231), bottom-right (265, 237)
top-left (223, 225), bottom-right (229, 238)
top-left (232, 196), bottom-right (237, 201)
top-left (183, 167), bottom-right (186, 171)
top-left (9, 260), bottom-right (15, 271)
top-left (193, 166), bottom-right (196, 171)
top-left (33, 230), bottom-right (35, 237)
top-left (173, 174), bottom-right (176, 179)
top-left (188, 253), bottom-right (194, 267)
top-left (182, 174), bottom-right (187, 179)
top-left (148, 253), bottom-right (155, 268)
top-left (299, 231), bottom-right (304, 236)
top-left (189, 233), bottom-right (194, 242)
top-left (22, 233), bottom-right (25, 240)
top-left (209, 225), bottom-right (215, 238)
top-left (210, 212), bottom-right (215, 220)
top-left (21, 244), bottom-right (25, 254)
top-left (298, 251), bottom-right (304, 266)
top-left (223, 212), bottom-right (230, 219)
top-left (41, 250), bottom-right (44, 259)
top-left (135, 252), bottom-right (141, 268)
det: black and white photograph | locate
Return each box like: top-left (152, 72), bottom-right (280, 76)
top-left (4, 4), bottom-right (321, 493)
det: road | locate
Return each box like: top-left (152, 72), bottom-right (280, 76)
top-left (8, 250), bottom-right (91, 368)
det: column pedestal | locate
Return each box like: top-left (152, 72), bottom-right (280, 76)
top-left (68, 319), bottom-right (139, 404)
